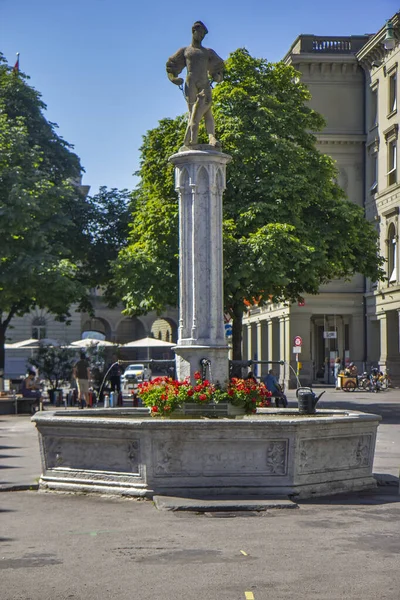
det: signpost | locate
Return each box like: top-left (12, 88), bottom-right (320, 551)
top-left (293, 336), bottom-right (302, 376)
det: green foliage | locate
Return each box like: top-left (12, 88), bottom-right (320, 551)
top-left (29, 345), bottom-right (75, 390)
top-left (83, 186), bottom-right (132, 291)
top-left (110, 117), bottom-right (186, 313)
top-left (111, 48), bottom-right (385, 358)
top-left (0, 56), bottom-right (132, 377)
top-left (0, 55), bottom-right (88, 328)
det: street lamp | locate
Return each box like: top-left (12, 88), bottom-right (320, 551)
top-left (384, 20), bottom-right (396, 51)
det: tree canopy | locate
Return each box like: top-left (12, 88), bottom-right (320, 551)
top-left (0, 55), bottom-right (131, 379)
top-left (111, 49), bottom-right (385, 358)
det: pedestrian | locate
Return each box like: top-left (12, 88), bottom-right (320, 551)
top-left (334, 357), bottom-right (342, 390)
top-left (108, 354), bottom-right (121, 393)
top-left (263, 369), bottom-right (288, 408)
top-left (73, 352), bottom-right (91, 409)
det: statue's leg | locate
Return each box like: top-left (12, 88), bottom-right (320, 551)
top-left (183, 101), bottom-right (195, 146)
top-left (189, 94), bottom-right (211, 145)
top-left (204, 108), bottom-right (220, 147)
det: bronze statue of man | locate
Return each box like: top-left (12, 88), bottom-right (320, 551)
top-left (166, 21), bottom-right (224, 147)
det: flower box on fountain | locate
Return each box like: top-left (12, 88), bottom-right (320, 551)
top-left (138, 371), bottom-right (271, 418)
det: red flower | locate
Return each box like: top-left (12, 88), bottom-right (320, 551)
top-left (199, 394), bottom-right (207, 401)
top-left (194, 371), bottom-right (201, 380)
top-left (187, 389), bottom-right (194, 397)
top-left (227, 389), bottom-right (234, 397)
top-left (151, 406), bottom-right (158, 413)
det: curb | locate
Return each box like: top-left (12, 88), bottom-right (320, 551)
top-left (0, 484), bottom-right (39, 493)
top-left (153, 495), bottom-right (298, 512)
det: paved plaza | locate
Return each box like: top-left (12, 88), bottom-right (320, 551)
top-left (1, 389), bottom-right (399, 600)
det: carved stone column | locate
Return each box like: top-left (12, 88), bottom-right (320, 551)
top-left (169, 148), bottom-right (231, 385)
top-left (246, 323), bottom-right (253, 362)
top-left (377, 312), bottom-right (388, 370)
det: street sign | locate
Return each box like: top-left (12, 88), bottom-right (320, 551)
top-left (293, 347), bottom-right (301, 354)
top-left (224, 323), bottom-right (233, 337)
top-left (323, 331), bottom-right (337, 339)
top-left (293, 336), bottom-right (302, 347)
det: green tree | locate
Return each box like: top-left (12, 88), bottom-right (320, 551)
top-left (83, 186), bottom-right (132, 291)
top-left (112, 49), bottom-right (385, 360)
top-left (29, 345), bottom-right (75, 391)
top-left (0, 55), bottom-right (88, 382)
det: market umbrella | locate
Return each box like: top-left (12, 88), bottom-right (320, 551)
top-left (122, 336), bottom-right (175, 348)
top-left (69, 338), bottom-right (117, 348)
top-left (5, 338), bottom-right (62, 349)
top-left (5, 338), bottom-right (40, 349)
top-left (122, 336), bottom-right (175, 361)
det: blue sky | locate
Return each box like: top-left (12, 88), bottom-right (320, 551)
top-left (0, 0), bottom-right (397, 195)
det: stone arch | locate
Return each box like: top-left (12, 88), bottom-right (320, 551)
top-left (81, 317), bottom-right (111, 340)
top-left (150, 317), bottom-right (177, 343)
top-left (216, 168), bottom-right (224, 192)
top-left (197, 166), bottom-right (209, 193)
top-left (180, 168), bottom-right (190, 190)
top-left (115, 317), bottom-right (146, 344)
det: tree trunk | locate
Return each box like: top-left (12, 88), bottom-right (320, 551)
top-left (0, 323), bottom-right (5, 391)
top-left (231, 304), bottom-right (243, 361)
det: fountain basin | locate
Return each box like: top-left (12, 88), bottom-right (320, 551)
top-left (32, 408), bottom-right (381, 499)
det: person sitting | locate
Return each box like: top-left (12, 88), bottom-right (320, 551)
top-left (20, 369), bottom-right (42, 400)
top-left (263, 369), bottom-right (288, 408)
top-left (345, 362), bottom-right (358, 377)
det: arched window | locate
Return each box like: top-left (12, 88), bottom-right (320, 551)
top-left (388, 223), bottom-right (397, 283)
top-left (32, 317), bottom-right (47, 340)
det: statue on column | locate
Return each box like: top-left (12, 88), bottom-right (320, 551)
top-left (166, 21), bottom-right (224, 148)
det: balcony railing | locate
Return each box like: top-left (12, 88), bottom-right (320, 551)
top-left (288, 35), bottom-right (369, 56)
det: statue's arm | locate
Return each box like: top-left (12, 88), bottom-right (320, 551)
top-left (166, 47), bottom-right (186, 86)
top-left (207, 49), bottom-right (224, 83)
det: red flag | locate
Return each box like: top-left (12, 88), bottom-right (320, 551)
top-left (12, 53), bottom-right (19, 72)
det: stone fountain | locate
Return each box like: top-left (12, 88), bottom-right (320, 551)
top-left (32, 22), bottom-right (381, 499)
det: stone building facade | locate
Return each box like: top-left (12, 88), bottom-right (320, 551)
top-left (357, 14), bottom-right (400, 382)
top-left (243, 16), bottom-right (400, 387)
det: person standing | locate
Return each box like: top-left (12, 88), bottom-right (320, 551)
top-left (73, 352), bottom-right (91, 409)
top-left (108, 355), bottom-right (121, 393)
top-left (334, 357), bottom-right (342, 390)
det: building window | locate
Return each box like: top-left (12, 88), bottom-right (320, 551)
top-left (388, 224), bottom-right (397, 283)
top-left (370, 153), bottom-right (378, 193)
top-left (388, 140), bottom-right (397, 186)
top-left (389, 72), bottom-right (397, 114)
top-left (32, 317), bottom-right (46, 340)
top-left (370, 87), bottom-right (378, 128)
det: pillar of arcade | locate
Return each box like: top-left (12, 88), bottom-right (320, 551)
top-left (169, 148), bottom-right (231, 385)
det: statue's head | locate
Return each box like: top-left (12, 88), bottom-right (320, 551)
top-left (192, 21), bottom-right (208, 40)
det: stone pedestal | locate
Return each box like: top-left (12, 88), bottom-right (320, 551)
top-left (169, 147), bottom-right (231, 385)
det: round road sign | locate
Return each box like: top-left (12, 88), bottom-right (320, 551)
top-left (294, 336), bottom-right (302, 347)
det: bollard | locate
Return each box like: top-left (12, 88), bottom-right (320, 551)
top-left (104, 394), bottom-right (110, 408)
